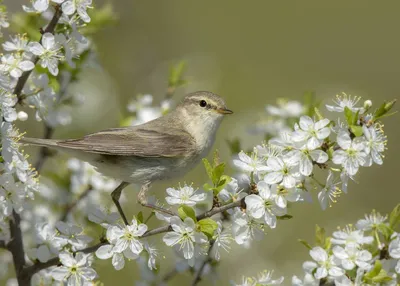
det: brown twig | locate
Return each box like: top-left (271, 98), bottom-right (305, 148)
top-left (191, 241), bottom-right (215, 286)
top-left (6, 6), bottom-right (64, 286)
top-left (59, 187), bottom-right (93, 222)
top-left (8, 211), bottom-right (28, 285)
top-left (14, 5), bottom-right (63, 101)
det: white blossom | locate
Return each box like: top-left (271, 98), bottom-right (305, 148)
top-left (266, 100), bottom-right (304, 118)
top-left (332, 131), bottom-right (368, 176)
top-left (332, 243), bottom-right (372, 270)
top-left (363, 125), bottom-right (386, 165)
top-left (108, 218), bottom-right (147, 255)
top-left (288, 143), bottom-right (328, 177)
top-left (291, 116), bottom-right (331, 149)
top-left (54, 221), bottom-right (92, 249)
top-left (232, 208), bottom-right (265, 245)
top-left (326, 93), bottom-right (364, 113)
top-left (233, 151), bottom-right (269, 174)
top-left (2, 35), bottom-right (29, 52)
top-left (0, 173), bottom-right (25, 216)
top-left (0, 54), bottom-right (34, 79)
top-left (245, 181), bottom-right (286, 228)
top-left (264, 155), bottom-right (300, 188)
top-left (210, 221), bottom-right (232, 260)
top-left (163, 216), bottom-right (208, 260)
top-left (303, 246), bottom-right (344, 279)
top-left (62, 0), bottom-right (92, 23)
top-left (28, 33), bottom-right (64, 76)
top-left (51, 252), bottom-right (97, 285)
top-left (0, 90), bottom-right (17, 122)
top-left (331, 226), bottom-right (373, 246)
top-left (389, 235), bottom-right (400, 259)
top-left (317, 171), bottom-right (341, 210)
top-left (165, 184), bottom-right (206, 206)
top-left (356, 210), bottom-right (387, 231)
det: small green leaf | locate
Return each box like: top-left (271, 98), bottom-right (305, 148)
top-left (168, 61), bottom-right (187, 88)
top-left (226, 138), bottom-right (241, 155)
top-left (178, 206), bottom-right (197, 222)
top-left (352, 109), bottom-right (360, 125)
top-left (350, 125), bottom-right (363, 137)
top-left (277, 214), bottom-right (293, 220)
top-left (315, 225), bottom-right (326, 247)
top-left (203, 183), bottom-right (213, 192)
top-left (389, 203), bottom-right (400, 229)
top-left (377, 224), bottom-right (393, 240)
top-left (298, 239), bottom-right (312, 250)
top-left (213, 163), bottom-right (225, 185)
top-left (202, 158), bottom-right (213, 182)
top-left (314, 107), bottom-right (324, 121)
top-left (119, 116), bottom-right (134, 127)
top-left (197, 218), bottom-right (218, 239)
top-left (137, 212), bottom-right (144, 223)
top-left (344, 107), bottom-right (354, 126)
top-left (364, 260), bottom-right (382, 280)
top-left (373, 99), bottom-right (397, 120)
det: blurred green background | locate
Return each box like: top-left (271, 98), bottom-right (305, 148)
top-left (7, 1), bottom-right (400, 285)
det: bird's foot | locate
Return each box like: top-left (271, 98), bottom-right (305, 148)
top-left (111, 182), bottom-right (130, 225)
top-left (138, 183), bottom-right (176, 216)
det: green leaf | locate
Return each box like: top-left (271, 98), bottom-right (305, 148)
top-left (350, 125), bottom-right (363, 137)
top-left (197, 218), bottom-right (218, 239)
top-left (213, 163), bottom-right (225, 185)
top-left (178, 206), bottom-right (197, 222)
top-left (202, 158), bottom-right (213, 182)
top-left (119, 116), bottom-right (134, 127)
top-left (315, 225), bottom-right (326, 247)
top-left (364, 260), bottom-right (382, 280)
top-left (137, 212), bottom-right (144, 223)
top-left (389, 203), bottom-right (400, 229)
top-left (373, 99), bottom-right (397, 120)
top-left (353, 110), bottom-right (360, 125)
top-left (203, 183), bottom-right (214, 192)
top-left (277, 214), bottom-right (293, 220)
top-left (226, 138), bottom-right (241, 155)
top-left (344, 106), bottom-right (354, 126)
top-left (298, 239), bottom-right (312, 250)
top-left (314, 107), bottom-right (324, 121)
top-left (168, 61), bottom-right (187, 88)
top-left (377, 224), bottom-right (393, 240)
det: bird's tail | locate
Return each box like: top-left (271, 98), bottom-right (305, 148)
top-left (19, 137), bottom-right (61, 148)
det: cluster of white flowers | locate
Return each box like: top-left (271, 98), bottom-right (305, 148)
top-left (126, 93), bottom-right (173, 126)
top-left (233, 207), bottom-right (400, 285)
top-left (292, 208), bottom-right (400, 285)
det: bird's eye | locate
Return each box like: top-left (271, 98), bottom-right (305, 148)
top-left (199, 100), bottom-right (207, 107)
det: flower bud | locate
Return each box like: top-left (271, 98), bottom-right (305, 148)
top-left (17, 111), bottom-right (28, 121)
top-left (363, 100), bottom-right (372, 110)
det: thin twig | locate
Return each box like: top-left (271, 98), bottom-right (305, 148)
top-left (23, 193), bottom-right (248, 278)
top-left (14, 5), bottom-right (63, 100)
top-left (191, 241), bottom-right (215, 286)
top-left (59, 187), bottom-right (93, 221)
top-left (23, 242), bottom-right (107, 276)
top-left (159, 268), bottom-right (178, 285)
top-left (34, 125), bottom-right (54, 171)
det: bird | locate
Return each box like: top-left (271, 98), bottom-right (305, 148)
top-left (21, 91), bottom-right (233, 225)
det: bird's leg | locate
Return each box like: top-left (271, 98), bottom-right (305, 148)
top-left (111, 182), bottom-right (130, 225)
top-left (138, 183), bottom-right (176, 216)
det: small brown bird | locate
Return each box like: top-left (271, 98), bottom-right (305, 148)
top-left (21, 91), bottom-right (233, 224)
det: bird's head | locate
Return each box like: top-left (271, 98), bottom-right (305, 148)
top-left (178, 91), bottom-right (233, 122)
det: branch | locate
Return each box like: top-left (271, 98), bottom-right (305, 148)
top-left (0, 240), bottom-right (6, 249)
top-left (59, 187), bottom-right (92, 221)
top-left (191, 241), bottom-right (215, 286)
top-left (22, 196), bottom-right (247, 278)
top-left (14, 5), bottom-right (63, 100)
top-left (8, 211), bottom-right (28, 285)
top-left (22, 242), bottom-right (107, 276)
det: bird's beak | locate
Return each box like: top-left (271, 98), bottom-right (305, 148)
top-left (216, 108), bottom-right (233, 115)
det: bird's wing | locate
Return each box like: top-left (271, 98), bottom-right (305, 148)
top-left (57, 126), bottom-right (196, 157)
